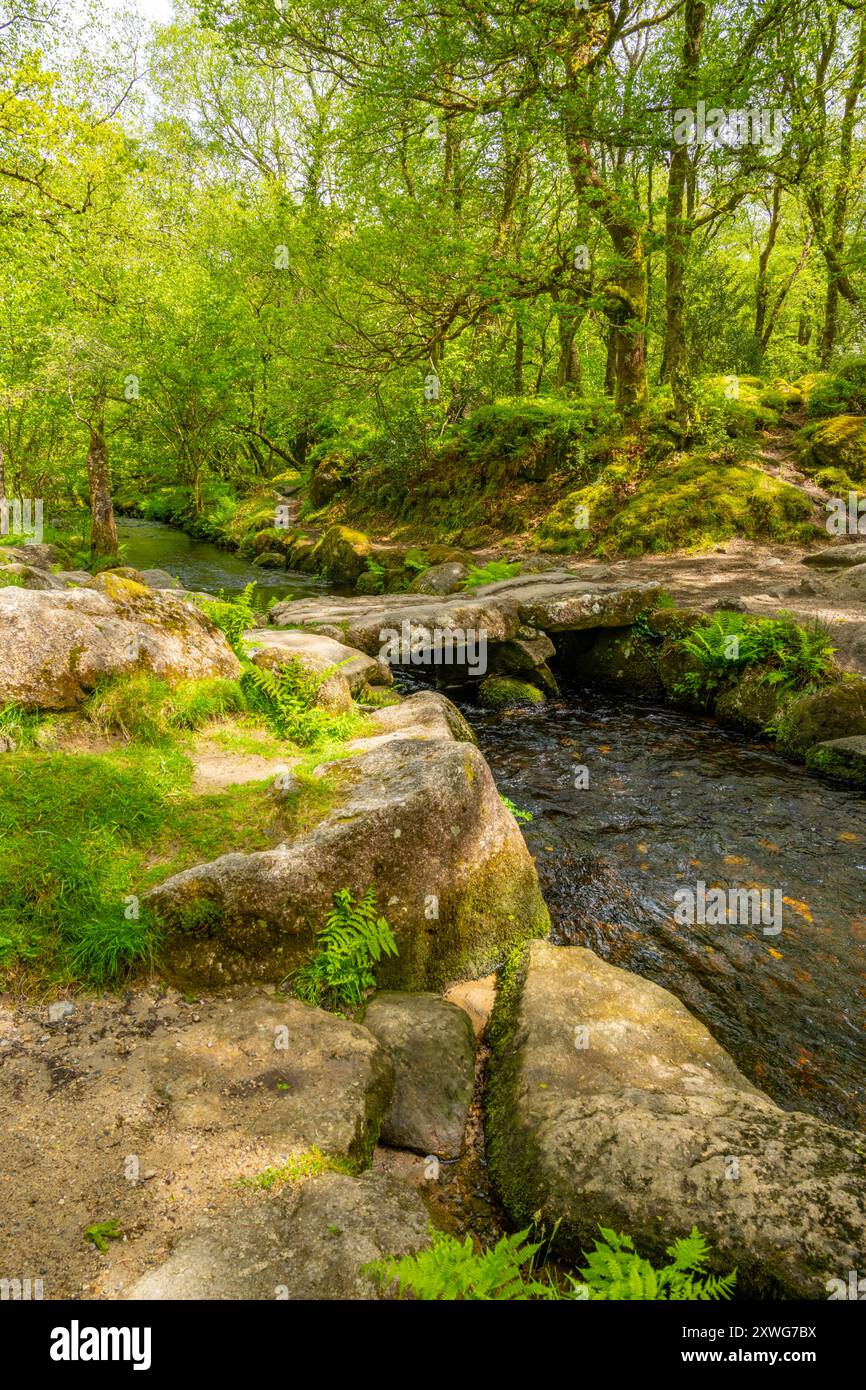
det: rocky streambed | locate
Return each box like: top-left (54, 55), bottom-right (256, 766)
top-left (2, 538), bottom-right (866, 1300)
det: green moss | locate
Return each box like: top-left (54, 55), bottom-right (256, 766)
top-left (541, 454), bottom-right (816, 557)
top-left (238, 1146), bottom-right (360, 1190)
top-left (804, 738), bottom-right (866, 786)
top-left (801, 416), bottom-right (866, 482)
top-left (478, 676), bottom-right (546, 708)
top-left (774, 677), bottom-right (866, 757)
top-left (484, 944), bottom-right (543, 1229)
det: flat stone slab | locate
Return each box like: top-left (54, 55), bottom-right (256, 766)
top-left (486, 940), bottom-right (866, 1299)
top-left (125, 1171), bottom-right (431, 1301)
top-left (267, 574), bottom-right (664, 661)
top-left (244, 627), bottom-right (392, 693)
top-left (358, 992), bottom-right (476, 1158)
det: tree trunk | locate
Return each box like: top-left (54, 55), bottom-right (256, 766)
top-left (662, 0), bottom-right (706, 431)
top-left (86, 423), bottom-right (118, 562)
top-left (513, 318), bottom-right (525, 395)
top-left (754, 184), bottom-right (782, 366)
top-left (562, 82), bottom-right (648, 415)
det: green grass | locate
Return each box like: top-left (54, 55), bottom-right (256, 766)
top-left (0, 741), bottom-right (292, 989)
top-left (85, 673), bottom-right (248, 744)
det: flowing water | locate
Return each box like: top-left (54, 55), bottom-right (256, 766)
top-left (464, 680), bottom-right (866, 1132)
top-left (118, 522), bottom-right (866, 1132)
top-left (116, 517), bottom-right (327, 605)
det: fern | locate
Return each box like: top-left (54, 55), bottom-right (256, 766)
top-left (196, 584), bottom-right (258, 657)
top-left (364, 1224), bottom-right (736, 1301)
top-left (678, 610), bottom-right (836, 701)
top-left (461, 560), bottom-right (522, 590)
top-left (572, 1226), bottom-right (737, 1302)
top-left (239, 657), bottom-right (354, 746)
top-left (499, 793), bottom-right (533, 823)
top-left (365, 1228), bottom-right (556, 1301)
top-left (293, 887), bottom-right (398, 1012)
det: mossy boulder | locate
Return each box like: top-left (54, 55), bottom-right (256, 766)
top-left (775, 677), bottom-right (866, 756)
top-left (477, 675), bottom-right (546, 708)
top-left (714, 664), bottom-right (783, 735)
top-left (649, 609), bottom-right (709, 706)
top-left (805, 735), bottom-right (866, 786)
top-left (310, 525), bottom-right (372, 584)
top-left (487, 631), bottom-right (559, 695)
top-left (252, 551), bottom-right (285, 569)
top-left (806, 416), bottom-right (866, 482)
top-left (485, 940), bottom-right (866, 1299)
top-left (0, 584), bottom-right (239, 709)
top-left (147, 734), bottom-right (549, 991)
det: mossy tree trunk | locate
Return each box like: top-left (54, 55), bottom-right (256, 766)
top-left (86, 417), bottom-right (119, 563)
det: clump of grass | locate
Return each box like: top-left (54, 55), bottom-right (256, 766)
top-left (85, 673), bottom-right (248, 744)
top-left (0, 703), bottom-right (48, 750)
top-left (239, 1146), bottom-right (356, 1191)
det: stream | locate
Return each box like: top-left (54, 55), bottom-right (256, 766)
top-left (116, 517), bottom-right (327, 605)
top-left (119, 524), bottom-right (866, 1134)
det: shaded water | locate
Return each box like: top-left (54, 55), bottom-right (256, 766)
top-left (467, 682), bottom-right (866, 1132)
top-left (116, 517), bottom-right (325, 604)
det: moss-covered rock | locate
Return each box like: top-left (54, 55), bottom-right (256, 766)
top-left (310, 525), bottom-right (372, 584)
top-left (775, 677), bottom-right (866, 756)
top-left (714, 664), bottom-right (783, 735)
top-left (477, 675), bottom-right (546, 708)
top-left (485, 940), bottom-right (866, 1299)
top-left (804, 416), bottom-right (866, 482)
top-left (650, 609), bottom-right (709, 706)
top-left (806, 735), bottom-right (866, 785)
top-left (540, 456), bottom-right (815, 556)
top-left (0, 583), bottom-right (239, 709)
top-left (147, 734), bottom-right (549, 991)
